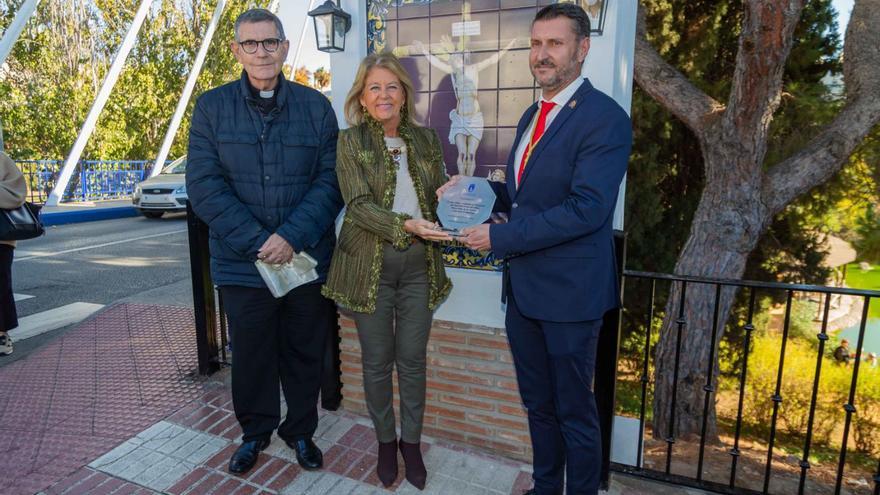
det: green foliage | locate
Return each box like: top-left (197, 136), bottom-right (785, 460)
top-left (0, 0), bottom-right (253, 161)
top-left (854, 208), bottom-right (880, 264)
top-left (625, 0), bottom-right (741, 274)
top-left (739, 334), bottom-right (864, 447)
top-left (853, 365), bottom-right (880, 455)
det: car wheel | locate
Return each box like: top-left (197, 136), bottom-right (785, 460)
top-left (142, 211), bottom-right (164, 219)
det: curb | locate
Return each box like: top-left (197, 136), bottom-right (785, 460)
top-left (42, 207), bottom-right (140, 226)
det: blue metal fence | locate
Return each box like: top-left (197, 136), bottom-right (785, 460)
top-left (16, 160), bottom-right (160, 203)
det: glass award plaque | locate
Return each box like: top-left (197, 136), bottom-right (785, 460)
top-left (437, 177), bottom-right (496, 236)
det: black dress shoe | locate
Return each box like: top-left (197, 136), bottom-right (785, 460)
top-left (286, 438), bottom-right (323, 470)
top-left (228, 438), bottom-right (270, 474)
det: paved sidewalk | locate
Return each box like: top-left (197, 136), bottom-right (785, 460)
top-left (1, 302), bottom-right (704, 495)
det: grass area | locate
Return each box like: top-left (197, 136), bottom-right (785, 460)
top-left (845, 262), bottom-right (880, 318)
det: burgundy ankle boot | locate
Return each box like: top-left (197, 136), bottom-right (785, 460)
top-left (376, 440), bottom-right (398, 487)
top-left (398, 439), bottom-right (427, 490)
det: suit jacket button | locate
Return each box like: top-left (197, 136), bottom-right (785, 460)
top-left (512, 202), bottom-right (518, 208)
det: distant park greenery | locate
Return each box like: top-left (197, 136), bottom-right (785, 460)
top-left (0, 0), bottom-right (325, 163)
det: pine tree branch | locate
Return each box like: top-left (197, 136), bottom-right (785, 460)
top-left (633, 4), bottom-right (723, 135)
top-left (763, 0), bottom-right (880, 214)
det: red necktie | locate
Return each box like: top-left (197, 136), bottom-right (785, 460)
top-left (517, 101), bottom-right (556, 186)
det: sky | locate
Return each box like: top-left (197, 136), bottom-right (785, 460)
top-left (278, 1), bottom-right (330, 73)
top-left (832, 0), bottom-right (853, 38)
top-left (282, 0), bottom-right (855, 75)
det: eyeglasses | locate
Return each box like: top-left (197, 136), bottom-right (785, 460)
top-left (238, 38), bottom-right (283, 54)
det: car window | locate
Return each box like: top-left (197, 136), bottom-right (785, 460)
top-left (163, 160), bottom-right (186, 175)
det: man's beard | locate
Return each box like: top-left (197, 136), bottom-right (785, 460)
top-left (531, 58), bottom-right (580, 92)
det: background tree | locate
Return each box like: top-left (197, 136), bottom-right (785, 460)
top-left (313, 66), bottom-right (330, 92)
top-left (632, 0), bottom-right (880, 440)
top-left (293, 65), bottom-right (312, 87)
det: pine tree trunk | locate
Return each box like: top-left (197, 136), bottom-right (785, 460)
top-left (651, 150), bottom-right (770, 441)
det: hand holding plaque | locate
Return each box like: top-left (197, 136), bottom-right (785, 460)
top-left (436, 176), bottom-right (496, 237)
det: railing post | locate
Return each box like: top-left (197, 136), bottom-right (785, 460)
top-left (596, 230), bottom-right (626, 490)
top-left (763, 290), bottom-right (794, 493)
top-left (187, 201), bottom-right (221, 375)
top-left (835, 296), bottom-right (872, 495)
top-left (79, 162), bottom-right (86, 202)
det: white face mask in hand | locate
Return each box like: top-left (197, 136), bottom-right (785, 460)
top-left (255, 252), bottom-right (319, 298)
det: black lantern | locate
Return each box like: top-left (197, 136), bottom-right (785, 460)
top-left (584, 0), bottom-right (609, 36)
top-left (308, 0), bottom-right (352, 53)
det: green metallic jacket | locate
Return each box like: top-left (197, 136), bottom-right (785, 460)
top-left (321, 119), bottom-right (452, 314)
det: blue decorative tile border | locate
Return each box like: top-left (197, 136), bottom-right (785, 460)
top-left (442, 244), bottom-right (503, 271)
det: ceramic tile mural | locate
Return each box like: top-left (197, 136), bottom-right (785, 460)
top-left (366, 0), bottom-right (602, 270)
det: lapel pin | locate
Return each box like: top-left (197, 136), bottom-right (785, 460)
top-left (569, 99), bottom-right (577, 109)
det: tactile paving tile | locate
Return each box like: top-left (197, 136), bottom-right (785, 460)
top-left (0, 303), bottom-right (207, 495)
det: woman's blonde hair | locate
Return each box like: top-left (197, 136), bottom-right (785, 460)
top-left (344, 52), bottom-right (417, 127)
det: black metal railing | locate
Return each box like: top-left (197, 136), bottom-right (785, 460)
top-left (613, 270), bottom-right (880, 495)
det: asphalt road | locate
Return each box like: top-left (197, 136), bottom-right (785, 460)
top-left (2, 213), bottom-right (194, 365)
top-left (13, 213), bottom-right (191, 315)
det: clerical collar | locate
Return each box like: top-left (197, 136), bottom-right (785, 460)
top-left (246, 75), bottom-right (279, 115)
top-left (246, 76), bottom-right (279, 98)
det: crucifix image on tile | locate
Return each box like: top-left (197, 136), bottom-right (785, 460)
top-left (409, 3), bottom-right (515, 177)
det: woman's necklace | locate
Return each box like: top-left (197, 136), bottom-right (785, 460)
top-left (387, 145), bottom-right (403, 163)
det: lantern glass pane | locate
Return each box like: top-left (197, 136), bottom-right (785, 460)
top-left (314, 14), bottom-right (332, 49)
top-left (333, 15), bottom-right (347, 50)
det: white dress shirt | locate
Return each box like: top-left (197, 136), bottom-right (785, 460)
top-left (513, 77), bottom-right (585, 188)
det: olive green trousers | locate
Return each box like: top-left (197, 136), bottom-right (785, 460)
top-left (352, 242), bottom-right (433, 443)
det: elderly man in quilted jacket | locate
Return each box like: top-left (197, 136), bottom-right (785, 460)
top-left (186, 8), bottom-right (342, 475)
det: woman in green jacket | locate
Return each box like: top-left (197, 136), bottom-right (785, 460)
top-left (322, 53), bottom-right (452, 490)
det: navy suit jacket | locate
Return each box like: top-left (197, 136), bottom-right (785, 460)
top-left (488, 78), bottom-right (632, 322)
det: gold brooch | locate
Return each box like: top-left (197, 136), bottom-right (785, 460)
top-left (388, 146), bottom-right (403, 163)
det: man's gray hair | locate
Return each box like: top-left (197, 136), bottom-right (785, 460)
top-left (234, 8), bottom-right (286, 41)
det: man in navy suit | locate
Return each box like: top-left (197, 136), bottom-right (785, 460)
top-left (439, 4), bottom-right (631, 494)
